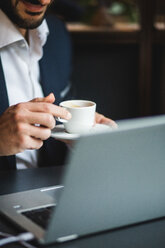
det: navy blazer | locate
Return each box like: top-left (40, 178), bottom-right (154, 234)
top-left (0, 15), bottom-right (72, 170)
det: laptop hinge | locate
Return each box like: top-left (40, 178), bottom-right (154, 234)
top-left (56, 234), bottom-right (78, 242)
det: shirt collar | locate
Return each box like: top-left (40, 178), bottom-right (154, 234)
top-left (0, 9), bottom-right (49, 49)
top-left (33, 19), bottom-right (49, 47)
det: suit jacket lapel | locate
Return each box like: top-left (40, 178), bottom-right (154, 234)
top-left (0, 56), bottom-right (9, 115)
top-left (39, 15), bottom-right (72, 105)
top-left (39, 47), bottom-right (62, 105)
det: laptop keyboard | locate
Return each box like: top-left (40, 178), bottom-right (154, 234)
top-left (22, 206), bottom-right (55, 229)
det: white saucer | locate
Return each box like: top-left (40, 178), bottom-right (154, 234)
top-left (51, 124), bottom-right (112, 140)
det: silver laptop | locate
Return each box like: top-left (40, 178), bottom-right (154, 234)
top-left (1, 115), bottom-right (165, 245)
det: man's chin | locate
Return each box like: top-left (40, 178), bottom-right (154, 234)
top-left (17, 16), bottom-right (45, 29)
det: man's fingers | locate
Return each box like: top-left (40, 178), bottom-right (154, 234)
top-left (31, 93), bottom-right (55, 104)
top-left (95, 112), bottom-right (118, 128)
top-left (19, 126), bottom-right (51, 150)
top-left (29, 125), bottom-right (51, 141)
top-left (51, 105), bottom-right (72, 120)
top-left (25, 102), bottom-right (72, 121)
top-left (17, 93), bottom-right (72, 121)
top-left (27, 112), bottom-right (56, 129)
top-left (25, 136), bottom-right (44, 150)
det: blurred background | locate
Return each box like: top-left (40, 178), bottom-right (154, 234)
top-left (48, 0), bottom-right (165, 121)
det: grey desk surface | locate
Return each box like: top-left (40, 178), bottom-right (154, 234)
top-left (0, 167), bottom-right (165, 248)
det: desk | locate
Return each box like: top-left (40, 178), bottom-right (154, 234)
top-left (1, 167), bottom-right (165, 248)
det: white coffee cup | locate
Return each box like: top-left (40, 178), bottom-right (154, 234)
top-left (58, 100), bottom-right (96, 134)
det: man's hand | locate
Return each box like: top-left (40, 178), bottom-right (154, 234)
top-left (0, 93), bottom-right (71, 156)
top-left (95, 112), bottom-right (118, 128)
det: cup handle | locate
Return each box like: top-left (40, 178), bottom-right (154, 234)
top-left (56, 117), bottom-right (68, 123)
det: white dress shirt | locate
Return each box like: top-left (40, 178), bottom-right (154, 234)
top-left (0, 10), bottom-right (49, 169)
